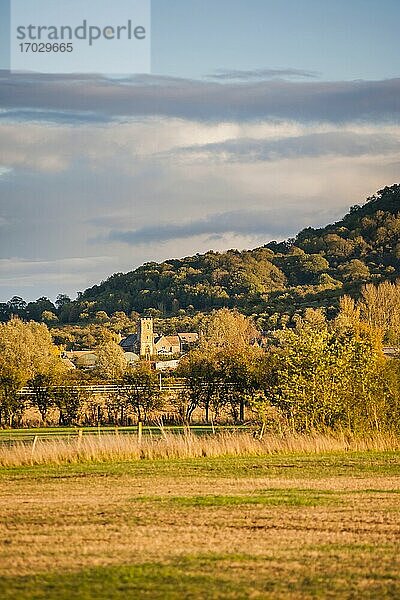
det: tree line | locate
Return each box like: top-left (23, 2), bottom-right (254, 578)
top-left (177, 286), bottom-right (400, 432)
top-left (0, 281), bottom-right (399, 432)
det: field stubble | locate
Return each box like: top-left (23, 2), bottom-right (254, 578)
top-left (0, 434), bottom-right (399, 598)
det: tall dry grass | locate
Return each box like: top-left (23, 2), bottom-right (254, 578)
top-left (0, 430), bottom-right (399, 467)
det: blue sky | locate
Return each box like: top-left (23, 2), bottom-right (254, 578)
top-left (2, 0), bottom-right (400, 79)
top-left (0, 0), bottom-right (400, 302)
top-left (152, 0), bottom-right (400, 81)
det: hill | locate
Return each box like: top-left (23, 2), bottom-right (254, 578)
top-left (72, 185), bottom-right (400, 322)
top-left (2, 185), bottom-right (399, 327)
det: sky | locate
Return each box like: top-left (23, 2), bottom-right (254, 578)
top-left (1, 0), bottom-right (400, 302)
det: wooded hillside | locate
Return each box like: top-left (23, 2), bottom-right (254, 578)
top-left (1, 184), bottom-right (399, 326)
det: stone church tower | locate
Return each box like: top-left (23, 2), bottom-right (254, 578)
top-left (138, 317), bottom-right (154, 359)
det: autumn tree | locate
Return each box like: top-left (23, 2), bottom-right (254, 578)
top-left (0, 318), bottom-right (32, 426)
top-left (215, 345), bottom-right (264, 422)
top-left (359, 280), bottom-right (400, 346)
top-left (41, 310), bottom-right (59, 324)
top-left (94, 340), bottom-right (127, 381)
top-left (199, 308), bottom-right (258, 352)
top-left (121, 363), bottom-right (162, 422)
top-left (259, 303), bottom-right (388, 433)
top-left (177, 349), bottom-right (221, 422)
top-left (27, 322), bottom-right (67, 423)
top-left (178, 309), bottom-right (261, 422)
top-left (0, 319), bottom-right (66, 426)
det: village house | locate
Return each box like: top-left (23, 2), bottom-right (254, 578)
top-left (154, 335), bottom-right (181, 356)
top-left (119, 317), bottom-right (198, 360)
top-left (119, 334), bottom-right (136, 353)
top-left (60, 353), bottom-right (76, 370)
top-left (177, 333), bottom-right (199, 352)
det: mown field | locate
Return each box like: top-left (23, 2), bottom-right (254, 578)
top-left (0, 450), bottom-right (399, 599)
top-left (0, 425), bottom-right (231, 447)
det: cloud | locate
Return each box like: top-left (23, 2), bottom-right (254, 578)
top-left (0, 166), bottom-right (12, 177)
top-left (105, 207), bottom-right (335, 246)
top-left (0, 109), bottom-right (113, 124)
top-left (0, 119), bottom-right (241, 173)
top-left (1, 72), bottom-right (400, 123)
top-left (1, 120), bottom-right (399, 176)
top-left (0, 256), bottom-right (117, 299)
top-left (1, 74), bottom-right (399, 302)
top-left (206, 68), bottom-right (320, 81)
top-left (171, 131), bottom-right (400, 163)
top-left (0, 256), bottom-right (115, 278)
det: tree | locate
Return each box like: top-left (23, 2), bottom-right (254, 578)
top-left (94, 340), bottom-right (127, 381)
top-left (215, 346), bottom-right (263, 422)
top-left (42, 310), bottom-right (59, 324)
top-left (54, 387), bottom-right (83, 426)
top-left (255, 302), bottom-right (387, 433)
top-left (26, 297), bottom-right (56, 321)
top-left (55, 294), bottom-right (73, 323)
top-left (27, 322), bottom-right (67, 424)
top-left (29, 373), bottom-right (59, 424)
top-left (178, 309), bottom-right (261, 422)
top-left (109, 311), bottom-right (131, 331)
top-left (199, 308), bottom-right (258, 352)
top-left (339, 259), bottom-right (370, 282)
top-left (94, 311), bottom-right (109, 324)
top-left (359, 281), bottom-right (400, 345)
top-left (0, 319), bottom-right (65, 426)
top-left (0, 303), bottom-right (11, 322)
top-left (121, 364), bottom-right (162, 422)
top-left (7, 296), bottom-right (27, 318)
top-left (53, 370), bottom-right (93, 426)
top-left (201, 309), bottom-right (260, 422)
top-left (0, 319), bottom-right (36, 425)
top-left (177, 348), bottom-right (220, 422)
top-left (56, 294), bottom-right (71, 310)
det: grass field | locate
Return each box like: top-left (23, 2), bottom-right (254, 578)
top-left (0, 425), bottom-right (237, 443)
top-left (0, 448), bottom-right (399, 599)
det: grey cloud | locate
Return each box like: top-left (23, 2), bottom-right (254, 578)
top-left (174, 131), bottom-right (400, 162)
top-left (0, 256), bottom-right (117, 301)
top-left (206, 68), bottom-right (320, 81)
top-left (0, 256), bottom-right (114, 277)
top-left (0, 72), bottom-right (400, 123)
top-left (106, 207), bottom-right (337, 246)
top-left (0, 109), bottom-right (113, 124)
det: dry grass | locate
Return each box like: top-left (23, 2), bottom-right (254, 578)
top-left (0, 451), bottom-right (399, 598)
top-left (1, 430), bottom-right (399, 467)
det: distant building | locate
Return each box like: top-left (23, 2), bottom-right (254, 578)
top-left (60, 353), bottom-right (76, 370)
top-left (119, 317), bottom-right (198, 359)
top-left (66, 351), bottom-right (98, 369)
top-left (138, 317), bottom-right (154, 359)
top-left (177, 332), bottom-right (199, 351)
top-left (124, 352), bottom-right (140, 366)
top-left (154, 335), bottom-right (181, 356)
top-left (65, 349), bottom-right (140, 371)
top-left (155, 359), bottom-right (180, 371)
top-left (120, 334), bottom-right (137, 353)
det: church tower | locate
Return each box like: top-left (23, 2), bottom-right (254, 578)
top-left (138, 317), bottom-right (154, 359)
